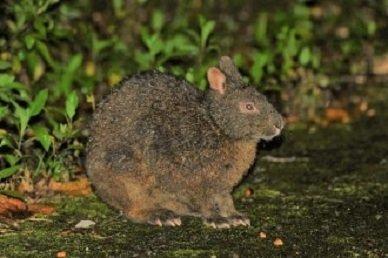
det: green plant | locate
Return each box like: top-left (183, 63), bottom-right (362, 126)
top-left (133, 14), bottom-right (217, 89)
top-left (0, 0), bottom-right (385, 184)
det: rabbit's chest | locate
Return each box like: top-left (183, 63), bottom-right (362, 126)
top-left (217, 140), bottom-right (257, 186)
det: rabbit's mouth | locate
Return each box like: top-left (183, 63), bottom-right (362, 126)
top-left (259, 126), bottom-right (282, 141)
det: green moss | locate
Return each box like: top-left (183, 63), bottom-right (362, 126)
top-left (1, 87), bottom-right (387, 257)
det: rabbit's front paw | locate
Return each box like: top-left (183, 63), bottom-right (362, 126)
top-left (147, 209), bottom-right (182, 227)
top-left (203, 214), bottom-right (250, 229)
top-left (227, 213), bottom-right (250, 227)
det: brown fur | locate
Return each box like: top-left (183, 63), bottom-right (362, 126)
top-left (86, 56), bottom-right (284, 227)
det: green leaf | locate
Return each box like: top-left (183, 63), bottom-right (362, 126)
top-left (33, 19), bottom-right (46, 37)
top-left (29, 89), bottom-right (48, 116)
top-left (36, 41), bottom-right (55, 67)
top-left (92, 33), bottom-right (113, 56)
top-left (37, 0), bottom-right (60, 14)
top-left (0, 137), bottom-right (15, 148)
top-left (134, 50), bottom-right (152, 70)
top-left (58, 54), bottom-right (83, 95)
top-left (0, 74), bottom-right (15, 87)
top-left (33, 125), bottom-right (51, 151)
top-left (65, 91), bottom-right (79, 120)
top-left (299, 47), bottom-right (311, 66)
top-left (25, 34), bottom-right (36, 50)
top-left (112, 0), bottom-right (124, 18)
top-left (13, 102), bottom-right (30, 137)
top-left (0, 106), bottom-right (8, 119)
top-left (0, 165), bottom-right (21, 179)
top-left (251, 52), bottom-right (269, 83)
top-left (366, 21), bottom-right (376, 36)
top-left (151, 9), bottom-right (165, 32)
top-left (4, 154), bottom-right (20, 166)
top-left (26, 52), bottom-right (44, 81)
top-left (254, 13), bottom-right (268, 45)
top-left (0, 61), bottom-right (11, 70)
top-left (199, 16), bottom-right (215, 48)
top-left (0, 190), bottom-right (25, 201)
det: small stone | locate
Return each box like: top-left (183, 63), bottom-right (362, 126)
top-left (367, 109), bottom-right (376, 117)
top-left (258, 231), bottom-right (267, 238)
top-left (244, 187), bottom-right (254, 197)
top-left (56, 251), bottom-right (67, 258)
top-left (335, 26), bottom-right (349, 39)
top-left (74, 220), bottom-right (96, 229)
top-left (273, 238), bottom-right (283, 246)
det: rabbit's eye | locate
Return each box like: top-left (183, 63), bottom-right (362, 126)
top-left (239, 101), bottom-right (259, 114)
top-left (246, 103), bottom-right (254, 110)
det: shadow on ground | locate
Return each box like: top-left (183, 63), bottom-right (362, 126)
top-left (1, 87), bottom-right (387, 257)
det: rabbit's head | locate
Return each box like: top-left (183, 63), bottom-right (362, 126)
top-left (206, 56), bottom-right (284, 141)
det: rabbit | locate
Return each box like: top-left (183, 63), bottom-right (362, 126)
top-left (86, 56), bottom-right (284, 228)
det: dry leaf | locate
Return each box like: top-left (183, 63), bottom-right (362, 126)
top-left (74, 219), bottom-right (96, 229)
top-left (0, 195), bottom-right (27, 216)
top-left (367, 109), bottom-right (376, 117)
top-left (325, 108), bottom-right (350, 123)
top-left (27, 203), bottom-right (55, 215)
top-left (48, 177), bottom-right (92, 196)
top-left (310, 6), bottom-right (323, 19)
top-left (244, 188), bottom-right (254, 197)
top-left (335, 26), bottom-right (349, 39)
top-left (17, 181), bottom-right (34, 194)
top-left (56, 251), bottom-right (67, 258)
top-left (373, 54), bottom-right (388, 75)
top-left (0, 195), bottom-right (55, 219)
top-left (359, 100), bottom-right (368, 112)
top-left (285, 115), bottom-right (299, 124)
top-left (258, 231), bottom-right (267, 239)
top-left (273, 238), bottom-right (284, 246)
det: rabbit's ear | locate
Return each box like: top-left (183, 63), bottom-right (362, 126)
top-left (207, 67), bottom-right (226, 95)
top-left (219, 56), bottom-right (242, 81)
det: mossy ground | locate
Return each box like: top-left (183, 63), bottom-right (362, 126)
top-left (1, 87), bottom-right (387, 257)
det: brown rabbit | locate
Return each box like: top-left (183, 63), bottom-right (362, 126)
top-left (86, 56), bottom-right (284, 228)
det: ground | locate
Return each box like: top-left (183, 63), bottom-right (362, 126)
top-left (0, 87), bottom-right (387, 257)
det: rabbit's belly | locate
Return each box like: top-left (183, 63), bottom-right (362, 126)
top-left (217, 140), bottom-right (257, 187)
top-left (152, 140), bottom-right (257, 193)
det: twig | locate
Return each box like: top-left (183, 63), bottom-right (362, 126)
top-left (261, 155), bottom-right (309, 163)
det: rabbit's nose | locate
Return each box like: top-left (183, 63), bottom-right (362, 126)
top-left (273, 118), bottom-right (284, 135)
top-left (275, 116), bottom-right (285, 130)
top-left (274, 125), bottom-right (281, 136)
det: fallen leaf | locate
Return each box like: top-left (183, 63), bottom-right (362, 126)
top-left (48, 177), bottom-right (92, 196)
top-left (0, 194), bottom-right (27, 216)
top-left (85, 60), bottom-right (96, 76)
top-left (108, 73), bottom-right (122, 87)
top-left (285, 115), bottom-right (299, 124)
top-left (244, 188), bottom-right (254, 197)
top-left (367, 109), bottom-right (376, 117)
top-left (258, 231), bottom-right (267, 239)
top-left (325, 108), bottom-right (350, 123)
top-left (56, 251), bottom-right (67, 258)
top-left (17, 181), bottom-right (34, 194)
top-left (0, 194), bottom-right (55, 219)
top-left (27, 203), bottom-right (55, 215)
top-left (74, 219), bottom-right (96, 229)
top-left (373, 54), bottom-right (388, 75)
top-left (359, 100), bottom-right (368, 112)
top-left (335, 26), bottom-right (349, 39)
top-left (273, 238), bottom-right (284, 246)
top-left (310, 6), bottom-right (323, 19)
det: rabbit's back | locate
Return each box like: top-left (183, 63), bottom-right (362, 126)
top-left (87, 71), bottom-right (213, 176)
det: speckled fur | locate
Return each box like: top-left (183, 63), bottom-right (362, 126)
top-left (86, 56), bottom-right (284, 226)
